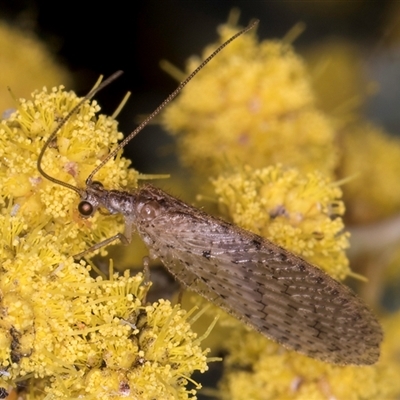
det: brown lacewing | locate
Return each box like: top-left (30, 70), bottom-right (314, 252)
top-left (37, 20), bottom-right (383, 365)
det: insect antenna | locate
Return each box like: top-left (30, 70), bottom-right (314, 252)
top-left (36, 70), bottom-right (124, 193)
top-left (86, 19), bottom-right (259, 185)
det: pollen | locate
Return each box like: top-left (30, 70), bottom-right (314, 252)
top-left (0, 85), bottom-right (210, 398)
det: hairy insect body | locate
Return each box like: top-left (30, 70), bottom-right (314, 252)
top-left (82, 183), bottom-right (382, 365)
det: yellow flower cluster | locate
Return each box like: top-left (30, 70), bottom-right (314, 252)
top-left (162, 24), bottom-right (337, 178)
top-left (339, 122), bottom-right (400, 223)
top-left (0, 20), bottom-right (70, 113)
top-left (213, 165), bottom-right (349, 280)
top-left (0, 85), bottom-right (137, 256)
top-left (305, 40), bottom-right (368, 114)
top-left (0, 86), bottom-right (209, 398)
top-left (218, 321), bottom-right (399, 400)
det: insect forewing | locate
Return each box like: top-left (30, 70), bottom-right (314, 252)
top-left (133, 185), bottom-right (382, 365)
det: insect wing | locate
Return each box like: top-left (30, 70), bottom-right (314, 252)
top-left (136, 186), bottom-right (382, 365)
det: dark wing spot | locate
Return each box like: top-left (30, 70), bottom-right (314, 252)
top-left (202, 250), bottom-right (211, 260)
top-left (251, 239), bottom-right (262, 250)
top-left (278, 252), bottom-right (287, 262)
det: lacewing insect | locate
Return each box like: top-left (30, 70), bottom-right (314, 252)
top-left (37, 20), bottom-right (383, 365)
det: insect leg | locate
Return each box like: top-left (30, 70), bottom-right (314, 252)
top-left (141, 256), bottom-right (152, 305)
top-left (73, 216), bottom-right (137, 259)
top-left (73, 232), bottom-right (130, 260)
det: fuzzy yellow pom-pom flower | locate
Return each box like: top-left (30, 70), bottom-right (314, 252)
top-left (338, 122), bottom-right (400, 223)
top-left (0, 20), bottom-right (71, 113)
top-left (305, 39), bottom-right (369, 114)
top-left (162, 23), bottom-right (337, 178)
top-left (0, 86), bottom-right (210, 398)
top-left (212, 165), bottom-right (350, 280)
top-left (218, 323), bottom-right (398, 400)
top-left (0, 85), bottom-right (138, 256)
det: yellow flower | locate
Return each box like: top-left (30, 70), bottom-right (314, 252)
top-left (0, 85), bottom-right (137, 256)
top-left (305, 39), bottom-right (369, 114)
top-left (219, 322), bottom-right (398, 400)
top-left (339, 121), bottom-right (400, 223)
top-left (0, 20), bottom-right (71, 113)
top-left (0, 86), bottom-right (210, 398)
top-left (162, 23), bottom-right (337, 178)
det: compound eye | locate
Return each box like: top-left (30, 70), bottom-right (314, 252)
top-left (78, 201), bottom-right (94, 217)
top-left (138, 200), bottom-right (160, 221)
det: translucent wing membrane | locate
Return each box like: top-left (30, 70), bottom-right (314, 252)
top-left (135, 185), bottom-right (382, 365)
